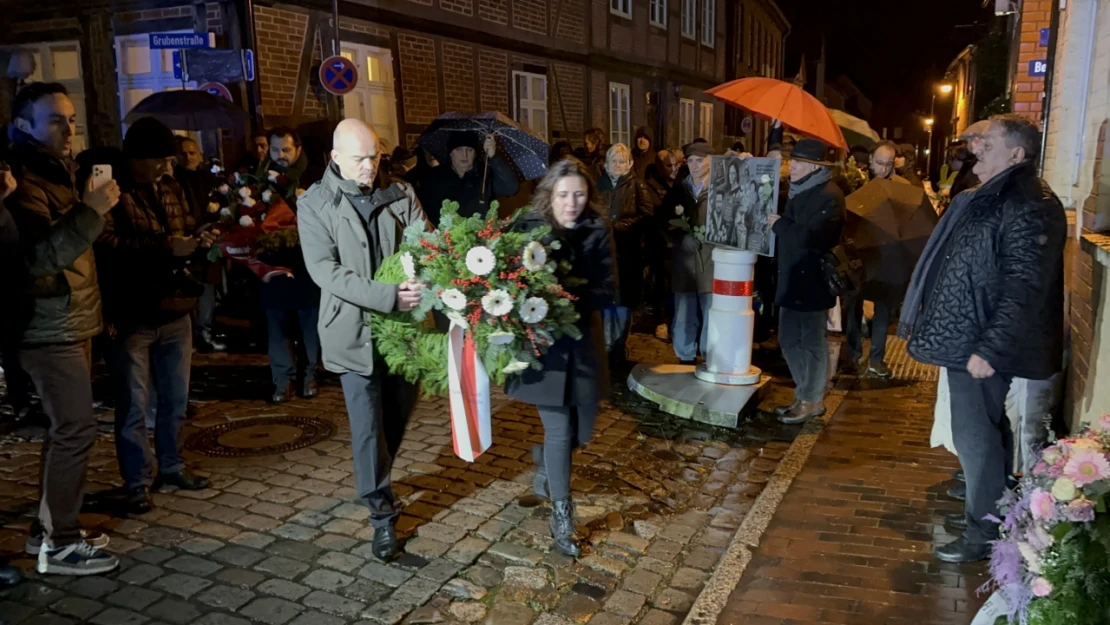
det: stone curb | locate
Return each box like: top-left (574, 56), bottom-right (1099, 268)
top-left (680, 389), bottom-right (850, 625)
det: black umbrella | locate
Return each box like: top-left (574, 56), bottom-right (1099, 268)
top-left (124, 91), bottom-right (249, 137)
top-left (844, 178), bottom-right (939, 289)
top-left (418, 111), bottom-right (549, 181)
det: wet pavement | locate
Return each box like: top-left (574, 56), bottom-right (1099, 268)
top-left (0, 333), bottom-right (812, 625)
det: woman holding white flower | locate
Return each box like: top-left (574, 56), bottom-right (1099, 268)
top-left (505, 158), bottom-right (617, 558)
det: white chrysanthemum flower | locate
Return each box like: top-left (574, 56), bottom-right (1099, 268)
top-left (210, 164), bottom-right (222, 174)
top-left (440, 288), bottom-right (466, 311)
top-left (207, 202), bottom-right (220, 214)
top-left (481, 289), bottom-right (513, 316)
top-left (261, 189), bottom-right (273, 203)
top-left (238, 187), bottom-right (252, 199)
top-left (218, 184), bottom-right (230, 194)
top-left (522, 241), bottom-right (547, 272)
top-left (400, 252), bottom-right (416, 280)
top-left (502, 361), bottom-right (529, 374)
top-left (465, 246), bottom-right (496, 276)
top-left (219, 207), bottom-right (232, 218)
top-left (268, 170), bottom-right (279, 182)
top-left (239, 215), bottom-right (254, 227)
top-left (487, 331), bottom-right (514, 345)
top-left (519, 297), bottom-right (549, 324)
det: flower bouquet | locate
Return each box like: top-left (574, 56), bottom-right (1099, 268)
top-left (205, 165), bottom-right (302, 280)
top-left (369, 201), bottom-right (582, 397)
top-left (983, 413), bottom-right (1110, 625)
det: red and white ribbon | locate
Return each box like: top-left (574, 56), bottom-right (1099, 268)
top-left (447, 321), bottom-right (492, 462)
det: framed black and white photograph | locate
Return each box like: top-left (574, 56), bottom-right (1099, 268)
top-left (705, 155), bottom-right (780, 257)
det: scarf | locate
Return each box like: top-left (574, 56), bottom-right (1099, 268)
top-left (787, 167), bottom-right (831, 199)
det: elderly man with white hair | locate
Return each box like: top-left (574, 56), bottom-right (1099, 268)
top-left (298, 119), bottom-right (430, 561)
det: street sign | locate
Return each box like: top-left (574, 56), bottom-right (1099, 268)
top-left (149, 32), bottom-right (211, 50)
top-left (199, 81), bottom-right (233, 101)
top-left (243, 49), bottom-right (255, 82)
top-left (172, 51), bottom-right (184, 80)
top-left (1028, 59), bottom-right (1048, 77)
top-left (1039, 27), bottom-right (1050, 47)
top-left (320, 55), bottom-right (358, 96)
top-left (740, 117), bottom-right (753, 134)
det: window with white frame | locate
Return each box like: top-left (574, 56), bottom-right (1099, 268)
top-left (513, 71), bottom-right (548, 140)
top-left (115, 32), bottom-right (199, 136)
top-left (681, 0), bottom-right (696, 39)
top-left (2, 41), bottom-right (90, 153)
top-left (679, 98), bottom-right (695, 145)
top-left (701, 0), bottom-right (715, 46)
top-left (609, 82), bottom-right (631, 147)
top-left (650, 0), bottom-right (667, 27)
top-left (699, 102), bottom-right (713, 140)
top-left (610, 0), bottom-right (631, 18)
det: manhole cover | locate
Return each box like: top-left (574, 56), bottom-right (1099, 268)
top-left (186, 416), bottom-right (335, 457)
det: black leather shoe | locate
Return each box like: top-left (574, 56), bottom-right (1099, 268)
top-left (0, 564), bottom-right (23, 588)
top-left (944, 513), bottom-right (967, 532)
top-left (269, 387), bottom-right (293, 404)
top-left (155, 469), bottom-right (209, 491)
top-left (953, 470), bottom-right (966, 482)
top-left (127, 487), bottom-right (153, 515)
top-left (531, 445), bottom-right (548, 500)
top-left (550, 498), bottom-right (580, 558)
top-left (947, 482), bottom-right (966, 501)
top-left (302, 379), bottom-right (318, 399)
top-left (935, 536), bottom-right (991, 563)
top-left (773, 400), bottom-right (801, 416)
top-left (372, 524), bottom-right (397, 560)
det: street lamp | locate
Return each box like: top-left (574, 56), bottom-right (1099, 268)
top-left (926, 83), bottom-right (953, 178)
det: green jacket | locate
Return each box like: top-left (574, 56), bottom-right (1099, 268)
top-left (298, 164), bottom-right (429, 375)
top-left (6, 139), bottom-right (105, 345)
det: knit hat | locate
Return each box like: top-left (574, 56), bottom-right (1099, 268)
top-left (683, 140), bottom-right (712, 159)
top-left (124, 117), bottom-right (177, 160)
top-left (447, 131), bottom-right (481, 155)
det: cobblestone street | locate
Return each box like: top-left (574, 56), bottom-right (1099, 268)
top-left (0, 333), bottom-right (813, 625)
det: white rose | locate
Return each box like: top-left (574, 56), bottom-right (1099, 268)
top-left (238, 187), bottom-right (252, 199)
top-left (519, 297), bottom-right (549, 324)
top-left (440, 288), bottom-right (466, 311)
top-left (465, 246), bottom-right (496, 276)
top-left (267, 170), bottom-right (279, 183)
top-left (675, 205), bottom-right (684, 216)
top-left (239, 215), bottom-right (254, 227)
top-left (241, 197), bottom-right (255, 208)
top-left (480, 289), bottom-right (513, 317)
top-left (760, 174), bottom-right (771, 184)
top-left (219, 207), bottom-right (232, 218)
top-left (210, 164), bottom-right (222, 174)
top-left (261, 190), bottom-right (273, 203)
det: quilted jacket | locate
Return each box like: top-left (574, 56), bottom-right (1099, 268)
top-left (907, 162), bottom-right (1066, 380)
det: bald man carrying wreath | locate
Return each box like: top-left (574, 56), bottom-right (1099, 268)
top-left (298, 119), bottom-right (431, 561)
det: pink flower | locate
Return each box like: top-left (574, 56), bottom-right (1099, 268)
top-left (1063, 449), bottom-right (1110, 487)
top-left (1029, 490), bottom-right (1057, 521)
top-left (1031, 577), bottom-right (1053, 597)
top-left (1064, 498), bottom-right (1096, 523)
top-left (1032, 460), bottom-right (1050, 476)
top-left (1099, 413), bottom-right (1110, 432)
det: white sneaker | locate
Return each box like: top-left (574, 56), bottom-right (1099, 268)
top-left (36, 540), bottom-right (119, 576)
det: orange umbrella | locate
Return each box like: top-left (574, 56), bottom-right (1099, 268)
top-left (706, 77), bottom-right (849, 150)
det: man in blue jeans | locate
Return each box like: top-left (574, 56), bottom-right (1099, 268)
top-left (95, 118), bottom-right (215, 515)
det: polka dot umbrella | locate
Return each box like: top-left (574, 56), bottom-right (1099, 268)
top-left (418, 111), bottom-right (550, 182)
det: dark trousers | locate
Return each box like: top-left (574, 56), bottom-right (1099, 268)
top-left (114, 315), bottom-right (193, 490)
top-left (265, 308), bottom-right (320, 392)
top-left (21, 340), bottom-right (95, 547)
top-left (537, 404), bottom-right (598, 501)
top-left (778, 308), bottom-right (829, 404)
top-left (340, 369), bottom-right (416, 528)
top-left (949, 369), bottom-right (1014, 544)
top-left (844, 296), bottom-right (892, 364)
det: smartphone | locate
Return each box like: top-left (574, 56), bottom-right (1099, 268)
top-left (91, 164), bottom-right (112, 190)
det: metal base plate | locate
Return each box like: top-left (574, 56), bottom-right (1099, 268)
top-left (694, 364), bottom-right (762, 386)
top-left (627, 364), bottom-right (772, 429)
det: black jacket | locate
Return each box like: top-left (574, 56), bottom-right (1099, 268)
top-left (597, 173), bottom-right (651, 308)
top-left (505, 211), bottom-right (616, 408)
top-left (417, 156), bottom-right (519, 223)
top-left (174, 165), bottom-right (218, 225)
top-left (773, 176), bottom-right (845, 312)
top-left (908, 162), bottom-right (1066, 380)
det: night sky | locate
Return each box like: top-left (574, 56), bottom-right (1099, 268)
top-left (777, 0), bottom-right (992, 142)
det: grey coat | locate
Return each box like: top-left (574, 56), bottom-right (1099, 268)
top-left (298, 165), bottom-right (429, 376)
top-left (504, 212), bottom-right (616, 408)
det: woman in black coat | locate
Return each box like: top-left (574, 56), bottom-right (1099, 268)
top-left (505, 158), bottom-right (616, 557)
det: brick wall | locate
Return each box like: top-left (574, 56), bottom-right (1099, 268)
top-left (398, 33), bottom-right (440, 124)
top-left (553, 62), bottom-right (585, 134)
top-left (340, 17), bottom-right (390, 38)
top-left (610, 22), bottom-right (633, 54)
top-left (117, 6), bottom-right (193, 22)
top-left (302, 26), bottom-right (327, 121)
top-left (254, 6), bottom-right (309, 118)
top-left (206, 2), bottom-right (222, 34)
top-left (514, 0), bottom-right (547, 35)
top-left (591, 0), bottom-right (607, 48)
top-left (590, 69), bottom-right (607, 131)
top-left (554, 0), bottom-right (586, 44)
top-left (442, 0), bottom-right (474, 17)
top-left (479, 0), bottom-right (508, 25)
top-left (1012, 0), bottom-right (1052, 120)
top-left (478, 49), bottom-right (509, 113)
top-left (8, 17), bottom-right (79, 33)
top-left (443, 42), bottom-right (476, 111)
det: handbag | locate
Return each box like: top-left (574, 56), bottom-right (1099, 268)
top-left (819, 240), bottom-right (864, 297)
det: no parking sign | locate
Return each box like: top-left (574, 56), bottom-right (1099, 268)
top-left (199, 82), bottom-right (233, 101)
top-left (320, 56), bottom-right (358, 96)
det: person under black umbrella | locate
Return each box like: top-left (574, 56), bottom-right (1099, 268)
top-left (417, 131), bottom-right (519, 223)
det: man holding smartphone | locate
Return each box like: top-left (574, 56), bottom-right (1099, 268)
top-left (95, 117), bottom-right (217, 517)
top-left (5, 82), bottom-right (120, 575)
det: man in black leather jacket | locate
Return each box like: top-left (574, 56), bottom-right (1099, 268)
top-left (900, 114), bottom-right (1066, 563)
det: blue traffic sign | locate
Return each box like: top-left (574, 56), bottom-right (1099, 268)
top-left (149, 32), bottom-right (210, 50)
top-left (172, 51), bottom-right (183, 80)
top-left (320, 56), bottom-right (358, 96)
top-left (243, 49), bottom-right (255, 82)
top-left (1039, 28), bottom-right (1050, 47)
top-left (1028, 59), bottom-right (1047, 77)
